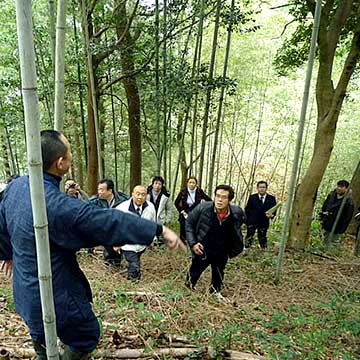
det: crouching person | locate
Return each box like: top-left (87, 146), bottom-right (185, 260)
top-left (115, 185), bottom-right (156, 281)
top-left (185, 185), bottom-right (245, 299)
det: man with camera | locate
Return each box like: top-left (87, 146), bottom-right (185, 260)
top-left (65, 179), bottom-right (88, 200)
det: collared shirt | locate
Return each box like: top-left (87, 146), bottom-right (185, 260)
top-left (186, 187), bottom-right (197, 206)
top-left (258, 194), bottom-right (267, 203)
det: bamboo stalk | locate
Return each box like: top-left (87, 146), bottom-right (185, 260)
top-left (54, 0), bottom-right (68, 131)
top-left (15, 1), bottom-right (59, 359)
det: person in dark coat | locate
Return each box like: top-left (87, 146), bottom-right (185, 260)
top-left (185, 185), bottom-right (245, 299)
top-left (174, 176), bottom-right (211, 243)
top-left (88, 178), bottom-right (129, 265)
top-left (320, 180), bottom-right (354, 246)
top-left (245, 180), bottom-right (277, 249)
top-left (0, 130), bottom-right (182, 360)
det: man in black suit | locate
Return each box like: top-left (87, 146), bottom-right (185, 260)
top-left (245, 181), bottom-right (277, 249)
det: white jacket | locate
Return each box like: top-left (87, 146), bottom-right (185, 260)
top-left (115, 199), bottom-right (156, 252)
top-left (147, 192), bottom-right (174, 225)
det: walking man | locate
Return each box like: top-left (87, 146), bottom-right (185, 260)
top-left (115, 185), bottom-right (156, 281)
top-left (185, 185), bottom-right (245, 299)
top-left (245, 181), bottom-right (277, 249)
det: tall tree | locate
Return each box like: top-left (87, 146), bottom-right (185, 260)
top-left (114, 0), bottom-right (142, 191)
top-left (275, 1), bottom-right (360, 249)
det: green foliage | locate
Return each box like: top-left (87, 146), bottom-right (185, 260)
top-left (0, 287), bottom-right (14, 311)
top-left (274, 23), bottom-right (312, 76)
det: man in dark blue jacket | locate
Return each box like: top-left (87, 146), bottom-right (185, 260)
top-left (0, 130), bottom-right (182, 360)
top-left (185, 185), bottom-right (245, 300)
top-left (88, 178), bottom-right (129, 265)
top-left (245, 181), bottom-right (277, 249)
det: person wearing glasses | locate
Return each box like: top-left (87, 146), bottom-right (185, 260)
top-left (185, 185), bottom-right (245, 300)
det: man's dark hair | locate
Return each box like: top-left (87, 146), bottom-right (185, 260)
top-left (98, 178), bottom-right (114, 193)
top-left (41, 130), bottom-right (67, 171)
top-left (337, 180), bottom-right (349, 188)
top-left (214, 185), bottom-right (235, 201)
top-left (257, 180), bottom-right (268, 188)
top-left (187, 176), bottom-right (198, 184)
top-left (152, 176), bottom-right (165, 185)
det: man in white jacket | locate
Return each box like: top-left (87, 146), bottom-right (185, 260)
top-left (115, 185), bottom-right (156, 281)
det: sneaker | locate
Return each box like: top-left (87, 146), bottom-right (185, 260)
top-left (212, 292), bottom-right (225, 302)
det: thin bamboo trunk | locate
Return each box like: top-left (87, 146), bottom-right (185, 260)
top-left (208, 0), bottom-right (235, 191)
top-left (4, 125), bottom-right (17, 175)
top-left (198, 0), bottom-right (221, 187)
top-left (72, 6), bottom-right (88, 168)
top-left (189, 0), bottom-right (204, 177)
top-left (0, 127), bottom-right (11, 178)
top-left (81, 0), bottom-right (103, 180)
top-left (54, 0), bottom-right (68, 131)
top-left (15, 1), bottom-right (59, 358)
top-left (49, 0), bottom-right (56, 68)
top-left (162, 0), bottom-right (167, 181)
top-left (155, 0), bottom-right (161, 174)
top-left (348, 159), bottom-right (360, 235)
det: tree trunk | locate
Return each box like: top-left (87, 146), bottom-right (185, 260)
top-left (288, 1), bottom-right (360, 249)
top-left (72, 6), bottom-right (88, 167)
top-left (348, 160), bottom-right (360, 234)
top-left (81, 0), bottom-right (103, 194)
top-left (114, 0), bottom-right (142, 191)
top-left (0, 126), bottom-right (11, 178)
top-left (208, 0), bottom-right (235, 192)
top-left (197, 0), bottom-right (221, 187)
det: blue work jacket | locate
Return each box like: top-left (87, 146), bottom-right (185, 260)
top-left (0, 173), bottom-right (157, 334)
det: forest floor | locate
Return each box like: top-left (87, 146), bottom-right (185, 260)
top-left (0, 233), bottom-right (359, 360)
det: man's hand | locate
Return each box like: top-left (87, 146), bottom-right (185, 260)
top-left (162, 226), bottom-right (186, 251)
top-left (113, 246), bottom-right (121, 253)
top-left (192, 243), bottom-right (204, 256)
top-left (265, 212), bottom-right (275, 219)
top-left (1, 260), bottom-right (13, 279)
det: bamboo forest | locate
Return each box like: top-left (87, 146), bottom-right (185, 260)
top-left (0, 0), bottom-right (359, 359)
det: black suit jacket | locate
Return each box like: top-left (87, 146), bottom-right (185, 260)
top-left (245, 193), bottom-right (276, 228)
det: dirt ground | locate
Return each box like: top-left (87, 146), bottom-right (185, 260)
top-left (1, 240), bottom-right (359, 359)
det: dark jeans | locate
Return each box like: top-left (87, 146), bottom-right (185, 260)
top-left (122, 249), bottom-right (145, 280)
top-left (186, 255), bottom-right (228, 293)
top-left (30, 295), bottom-right (100, 354)
top-left (245, 224), bottom-right (268, 249)
top-left (103, 246), bottom-right (122, 266)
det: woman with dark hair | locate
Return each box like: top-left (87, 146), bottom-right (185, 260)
top-left (175, 176), bottom-right (211, 243)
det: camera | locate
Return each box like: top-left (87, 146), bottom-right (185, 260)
top-left (68, 183), bottom-right (77, 189)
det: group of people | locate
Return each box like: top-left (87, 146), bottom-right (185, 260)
top-left (0, 130), bottom-right (358, 360)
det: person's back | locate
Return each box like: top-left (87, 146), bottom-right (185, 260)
top-left (0, 130), bottom-right (183, 359)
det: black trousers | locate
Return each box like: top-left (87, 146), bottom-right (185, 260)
top-left (187, 255), bottom-right (228, 293)
top-left (179, 217), bottom-right (187, 243)
top-left (122, 249), bottom-right (145, 280)
top-left (245, 224), bottom-right (268, 249)
top-left (103, 246), bottom-right (122, 266)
